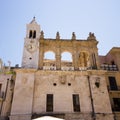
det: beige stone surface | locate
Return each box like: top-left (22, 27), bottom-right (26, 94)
top-left (3, 18), bottom-right (120, 120)
top-left (33, 71), bottom-right (92, 113)
top-left (90, 74), bottom-right (112, 113)
top-left (9, 69), bottom-right (114, 120)
top-left (11, 70), bottom-right (35, 115)
top-left (0, 74), bottom-right (13, 117)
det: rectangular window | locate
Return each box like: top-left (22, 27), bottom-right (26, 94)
top-left (0, 84), bottom-right (1, 92)
top-left (0, 84), bottom-right (2, 98)
top-left (73, 94), bottom-right (80, 112)
top-left (113, 98), bottom-right (120, 111)
top-left (108, 77), bottom-right (118, 90)
top-left (46, 94), bottom-right (53, 112)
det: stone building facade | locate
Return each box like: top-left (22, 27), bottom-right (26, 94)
top-left (0, 18), bottom-right (120, 120)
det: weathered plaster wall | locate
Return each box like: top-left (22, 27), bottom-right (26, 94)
top-left (90, 74), bottom-right (112, 113)
top-left (10, 70), bottom-right (35, 116)
top-left (33, 71), bottom-right (92, 113)
top-left (0, 74), bottom-right (13, 120)
top-left (10, 69), bottom-right (114, 120)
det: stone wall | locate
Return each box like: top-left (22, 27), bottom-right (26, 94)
top-left (0, 74), bottom-right (13, 118)
top-left (33, 70), bottom-right (92, 113)
top-left (9, 69), bottom-right (114, 120)
top-left (10, 69), bottom-right (35, 116)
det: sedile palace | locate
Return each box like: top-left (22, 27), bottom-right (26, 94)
top-left (0, 17), bottom-right (120, 120)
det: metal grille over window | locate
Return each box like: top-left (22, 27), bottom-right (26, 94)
top-left (46, 94), bottom-right (53, 112)
top-left (108, 77), bottom-right (118, 91)
top-left (73, 94), bottom-right (80, 112)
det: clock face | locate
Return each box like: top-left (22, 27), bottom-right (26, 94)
top-left (26, 43), bottom-right (37, 52)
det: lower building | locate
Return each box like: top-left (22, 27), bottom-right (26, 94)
top-left (9, 69), bottom-right (114, 120)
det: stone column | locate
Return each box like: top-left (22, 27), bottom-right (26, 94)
top-left (89, 53), bottom-right (93, 68)
top-left (56, 46), bottom-right (61, 70)
top-left (95, 52), bottom-right (100, 69)
top-left (72, 37), bottom-right (79, 70)
top-left (38, 40), bottom-right (44, 69)
top-left (91, 51), bottom-right (100, 69)
top-left (72, 49), bottom-right (79, 70)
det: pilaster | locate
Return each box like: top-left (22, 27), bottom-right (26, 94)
top-left (10, 70), bottom-right (35, 119)
top-left (38, 39), bottom-right (44, 69)
top-left (95, 52), bottom-right (100, 69)
top-left (56, 44), bottom-right (61, 70)
top-left (72, 48), bottom-right (79, 70)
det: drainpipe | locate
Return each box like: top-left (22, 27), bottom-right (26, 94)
top-left (31, 71), bottom-right (36, 118)
top-left (87, 75), bottom-right (96, 120)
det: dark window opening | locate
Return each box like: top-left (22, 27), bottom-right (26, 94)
top-left (53, 83), bottom-right (57, 86)
top-left (108, 77), bottom-right (118, 90)
top-left (29, 30), bottom-right (32, 38)
top-left (0, 84), bottom-right (2, 92)
top-left (68, 83), bottom-right (71, 86)
top-left (73, 94), bottom-right (80, 112)
top-left (33, 31), bottom-right (36, 38)
top-left (113, 98), bottom-right (120, 111)
top-left (46, 94), bottom-right (53, 112)
top-left (111, 60), bottom-right (115, 65)
top-left (0, 84), bottom-right (3, 98)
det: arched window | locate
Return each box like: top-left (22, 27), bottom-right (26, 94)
top-left (44, 51), bottom-right (55, 60)
top-left (29, 30), bottom-right (32, 38)
top-left (44, 51), bottom-right (56, 68)
top-left (61, 52), bottom-right (72, 62)
top-left (61, 52), bottom-right (73, 69)
top-left (33, 30), bottom-right (36, 38)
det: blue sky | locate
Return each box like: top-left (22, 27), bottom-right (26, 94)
top-left (0, 0), bottom-right (120, 66)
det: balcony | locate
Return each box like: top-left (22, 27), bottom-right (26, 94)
top-left (79, 67), bottom-right (88, 71)
top-left (61, 67), bottom-right (74, 71)
top-left (112, 107), bottom-right (120, 112)
top-left (107, 86), bottom-right (120, 92)
top-left (100, 64), bottom-right (118, 71)
top-left (43, 66), bottom-right (56, 70)
top-left (43, 66), bottom-right (91, 71)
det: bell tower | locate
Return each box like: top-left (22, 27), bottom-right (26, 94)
top-left (21, 17), bottom-right (40, 69)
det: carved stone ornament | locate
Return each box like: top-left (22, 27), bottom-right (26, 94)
top-left (72, 32), bottom-right (76, 40)
top-left (40, 30), bottom-right (44, 39)
top-left (22, 77), bottom-right (27, 84)
top-left (59, 75), bottom-right (66, 84)
top-left (87, 32), bottom-right (96, 40)
top-left (56, 32), bottom-right (60, 39)
top-left (95, 77), bottom-right (100, 88)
